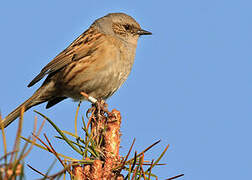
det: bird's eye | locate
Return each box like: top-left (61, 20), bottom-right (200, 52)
top-left (124, 24), bottom-right (131, 31)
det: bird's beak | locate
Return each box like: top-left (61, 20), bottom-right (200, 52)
top-left (137, 29), bottom-right (152, 35)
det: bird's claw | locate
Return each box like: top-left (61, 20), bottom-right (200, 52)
top-left (95, 99), bottom-right (108, 114)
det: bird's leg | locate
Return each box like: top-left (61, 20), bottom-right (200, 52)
top-left (81, 92), bottom-right (97, 104)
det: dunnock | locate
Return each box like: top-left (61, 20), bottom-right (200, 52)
top-left (1, 13), bottom-right (151, 128)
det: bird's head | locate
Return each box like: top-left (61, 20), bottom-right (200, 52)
top-left (93, 13), bottom-right (152, 45)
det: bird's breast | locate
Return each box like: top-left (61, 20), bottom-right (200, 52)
top-left (57, 39), bottom-right (136, 100)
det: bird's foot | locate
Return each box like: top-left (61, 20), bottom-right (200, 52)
top-left (95, 99), bottom-right (108, 115)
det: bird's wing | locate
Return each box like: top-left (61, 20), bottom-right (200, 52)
top-left (28, 27), bottom-right (102, 87)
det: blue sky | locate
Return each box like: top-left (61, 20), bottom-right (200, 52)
top-left (0, 0), bottom-right (251, 179)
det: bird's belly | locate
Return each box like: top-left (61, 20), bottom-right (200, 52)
top-left (59, 59), bottom-right (132, 101)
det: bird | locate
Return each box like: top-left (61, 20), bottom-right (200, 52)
top-left (0, 13), bottom-right (152, 128)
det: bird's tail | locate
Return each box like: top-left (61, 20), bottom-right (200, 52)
top-left (0, 85), bottom-right (51, 128)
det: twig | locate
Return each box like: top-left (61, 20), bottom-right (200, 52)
top-left (147, 160), bottom-right (154, 180)
top-left (75, 102), bottom-right (81, 137)
top-left (119, 138), bottom-right (135, 173)
top-left (140, 153), bottom-right (147, 180)
top-left (43, 133), bottom-right (69, 174)
top-left (27, 164), bottom-right (49, 179)
top-left (23, 118), bottom-right (45, 159)
top-left (166, 174), bottom-right (184, 180)
top-left (31, 133), bottom-right (53, 153)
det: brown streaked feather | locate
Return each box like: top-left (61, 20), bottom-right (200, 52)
top-left (27, 26), bottom-right (102, 87)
